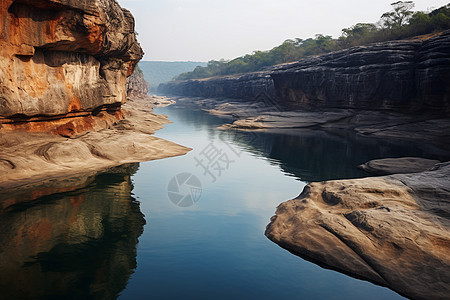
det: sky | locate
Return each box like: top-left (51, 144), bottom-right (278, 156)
top-left (117, 0), bottom-right (449, 62)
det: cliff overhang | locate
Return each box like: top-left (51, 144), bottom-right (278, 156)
top-left (0, 0), bottom-right (144, 137)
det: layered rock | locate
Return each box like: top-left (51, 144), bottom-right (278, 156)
top-left (126, 67), bottom-right (149, 97)
top-left (271, 31), bottom-right (450, 111)
top-left (158, 71), bottom-right (276, 101)
top-left (0, 96), bottom-right (191, 192)
top-left (158, 31), bottom-right (450, 113)
top-left (0, 0), bottom-right (143, 136)
top-left (265, 162), bottom-right (450, 300)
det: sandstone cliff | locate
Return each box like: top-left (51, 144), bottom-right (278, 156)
top-left (271, 31), bottom-right (450, 111)
top-left (0, 0), bottom-right (143, 136)
top-left (158, 31), bottom-right (450, 113)
top-left (0, 1), bottom-right (191, 192)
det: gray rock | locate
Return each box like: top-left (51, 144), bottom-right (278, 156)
top-left (158, 72), bottom-right (276, 101)
top-left (358, 157), bottom-right (441, 175)
top-left (127, 69), bottom-right (150, 96)
top-left (159, 31), bottom-right (450, 113)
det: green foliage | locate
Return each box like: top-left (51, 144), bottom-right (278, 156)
top-left (381, 1), bottom-right (415, 29)
top-left (174, 2), bottom-right (450, 81)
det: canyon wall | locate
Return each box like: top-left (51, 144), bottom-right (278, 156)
top-left (126, 67), bottom-right (149, 96)
top-left (158, 71), bottom-right (276, 101)
top-left (0, 0), bottom-right (143, 136)
top-left (158, 31), bottom-right (450, 113)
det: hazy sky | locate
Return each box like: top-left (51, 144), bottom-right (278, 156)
top-left (117, 0), bottom-right (449, 61)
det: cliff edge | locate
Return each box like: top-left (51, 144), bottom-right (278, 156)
top-left (0, 0), bottom-right (143, 136)
top-left (159, 31), bottom-right (450, 113)
top-left (0, 1), bottom-right (191, 195)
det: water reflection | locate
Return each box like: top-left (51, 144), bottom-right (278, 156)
top-left (158, 103), bottom-right (450, 182)
top-left (220, 128), bottom-right (450, 182)
top-left (0, 164), bottom-right (145, 299)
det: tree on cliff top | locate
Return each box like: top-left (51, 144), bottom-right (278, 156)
top-left (381, 1), bottom-right (415, 29)
top-left (173, 2), bottom-right (450, 81)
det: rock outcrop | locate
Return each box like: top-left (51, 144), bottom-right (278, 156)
top-left (271, 32), bottom-right (450, 111)
top-left (0, 95), bottom-right (191, 192)
top-left (265, 162), bottom-right (450, 300)
top-left (158, 71), bottom-right (276, 101)
top-left (0, 0), bottom-right (143, 136)
top-left (358, 157), bottom-right (441, 175)
top-left (0, 1), bottom-right (192, 194)
top-left (158, 31), bottom-right (450, 113)
top-left (126, 67), bottom-right (149, 97)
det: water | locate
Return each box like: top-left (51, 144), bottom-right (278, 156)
top-left (2, 101), bottom-right (448, 299)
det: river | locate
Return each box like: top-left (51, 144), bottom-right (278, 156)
top-left (3, 99), bottom-right (449, 299)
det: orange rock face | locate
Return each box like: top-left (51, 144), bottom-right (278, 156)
top-left (0, 0), bottom-right (143, 136)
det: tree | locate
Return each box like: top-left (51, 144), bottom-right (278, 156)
top-left (381, 1), bottom-right (415, 29)
top-left (342, 23), bottom-right (377, 39)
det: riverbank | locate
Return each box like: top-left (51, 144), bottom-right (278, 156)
top-left (265, 160), bottom-right (450, 300)
top-left (0, 95), bottom-right (191, 206)
top-left (162, 96), bottom-right (450, 154)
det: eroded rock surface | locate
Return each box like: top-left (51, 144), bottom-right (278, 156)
top-left (271, 32), bottom-right (450, 111)
top-left (0, 95), bottom-right (191, 195)
top-left (127, 67), bottom-right (149, 97)
top-left (0, 0), bottom-right (143, 136)
top-left (159, 31), bottom-right (450, 113)
top-left (265, 162), bottom-right (450, 300)
top-left (158, 71), bottom-right (276, 101)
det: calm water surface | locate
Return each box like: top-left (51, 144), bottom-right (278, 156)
top-left (3, 101), bottom-right (448, 299)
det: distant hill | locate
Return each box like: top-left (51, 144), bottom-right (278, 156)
top-left (138, 61), bottom-right (207, 92)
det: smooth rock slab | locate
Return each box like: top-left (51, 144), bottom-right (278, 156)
top-left (0, 96), bottom-right (191, 203)
top-left (358, 157), bottom-right (441, 175)
top-left (265, 162), bottom-right (450, 300)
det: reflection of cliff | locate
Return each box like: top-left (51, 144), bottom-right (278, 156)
top-left (0, 164), bottom-right (145, 299)
top-left (221, 129), bottom-right (450, 182)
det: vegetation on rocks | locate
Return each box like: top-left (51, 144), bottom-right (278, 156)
top-left (175, 1), bottom-right (450, 80)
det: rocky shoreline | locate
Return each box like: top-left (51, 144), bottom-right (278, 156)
top-left (159, 31), bottom-right (450, 113)
top-left (158, 31), bottom-right (450, 151)
top-left (265, 160), bottom-right (450, 300)
top-left (0, 95), bottom-right (191, 204)
top-left (156, 30), bottom-right (450, 299)
top-left (0, 0), bottom-right (191, 203)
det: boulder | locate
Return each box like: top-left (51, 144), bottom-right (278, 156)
top-left (265, 162), bottom-right (450, 300)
